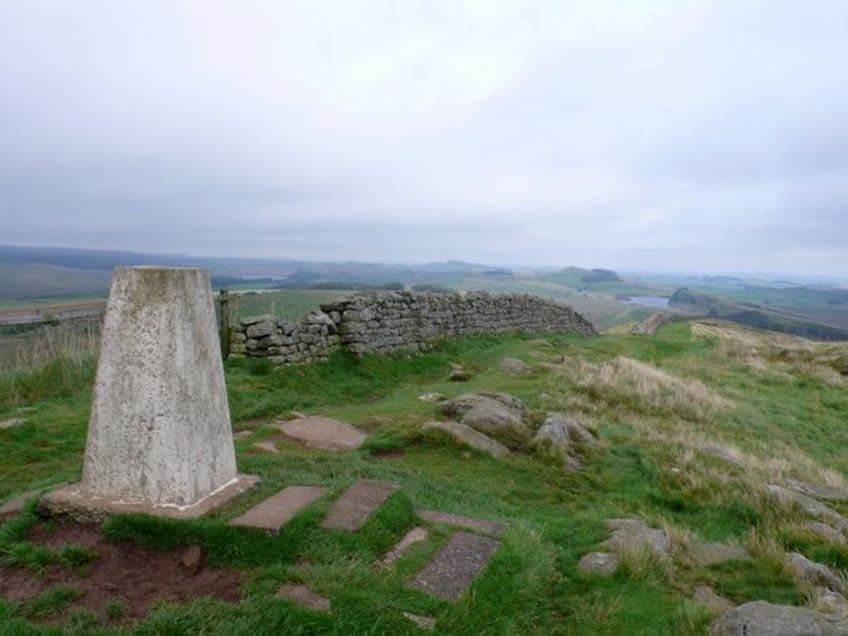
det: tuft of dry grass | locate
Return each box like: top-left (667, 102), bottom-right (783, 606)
top-left (692, 321), bottom-right (847, 386)
top-left (550, 354), bottom-right (732, 422)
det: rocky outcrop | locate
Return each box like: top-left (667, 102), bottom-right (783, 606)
top-left (442, 393), bottom-right (529, 447)
top-left (710, 601), bottom-right (848, 636)
top-left (422, 421), bottom-right (509, 458)
top-left (230, 291), bottom-right (595, 365)
top-left (531, 413), bottom-right (598, 458)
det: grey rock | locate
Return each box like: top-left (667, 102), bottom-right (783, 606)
top-left (246, 320), bottom-right (276, 339)
top-left (813, 587), bottom-right (848, 617)
top-left (786, 479), bottom-right (848, 503)
top-left (180, 544), bottom-right (206, 575)
top-left (577, 551), bottom-right (619, 575)
top-left (442, 392), bottom-right (524, 419)
top-left (461, 402), bottom-right (530, 447)
top-left (710, 601), bottom-right (848, 636)
top-left (602, 518), bottom-right (670, 556)
top-left (240, 314), bottom-right (275, 327)
top-left (690, 541), bottom-right (751, 566)
top-left (422, 421), bottom-right (509, 458)
top-left (765, 484), bottom-right (848, 529)
top-left (500, 357), bottom-right (530, 374)
top-left (532, 414), bottom-right (570, 456)
top-left (0, 418), bottom-right (27, 430)
top-left (693, 586), bottom-right (734, 614)
top-left (805, 521), bottom-right (845, 544)
top-left (564, 417), bottom-right (598, 445)
top-left (789, 552), bottom-right (843, 592)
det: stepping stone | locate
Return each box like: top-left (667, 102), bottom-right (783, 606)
top-left (230, 486), bottom-right (327, 533)
top-left (276, 583), bottom-right (330, 612)
top-left (379, 527), bottom-right (429, 566)
top-left (416, 509), bottom-right (506, 537)
top-left (322, 479), bottom-right (398, 532)
top-left (277, 416), bottom-right (366, 451)
top-left (410, 531), bottom-right (500, 601)
top-left (403, 612), bottom-right (436, 631)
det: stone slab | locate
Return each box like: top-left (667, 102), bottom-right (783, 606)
top-left (276, 584), bottom-right (330, 611)
top-left (410, 531), bottom-right (501, 601)
top-left (416, 509), bottom-right (507, 537)
top-left (39, 474), bottom-right (260, 523)
top-left (322, 479), bottom-right (398, 532)
top-left (277, 416), bottom-right (367, 451)
top-left (379, 527), bottom-right (429, 566)
top-left (229, 486), bottom-right (328, 533)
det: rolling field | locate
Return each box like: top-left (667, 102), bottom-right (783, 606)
top-left (1, 323), bottom-right (847, 633)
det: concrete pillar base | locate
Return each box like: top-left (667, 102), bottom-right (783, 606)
top-left (39, 473), bottom-right (260, 523)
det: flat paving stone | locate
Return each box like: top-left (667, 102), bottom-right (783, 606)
top-left (276, 584), bottom-right (330, 612)
top-left (379, 527), bottom-right (429, 566)
top-left (277, 416), bottom-right (367, 451)
top-left (410, 531), bottom-right (501, 601)
top-left (229, 486), bottom-right (328, 533)
top-left (322, 479), bottom-right (398, 532)
top-left (416, 509), bottom-right (507, 537)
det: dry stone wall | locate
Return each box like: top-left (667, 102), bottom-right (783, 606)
top-left (230, 291), bottom-right (595, 365)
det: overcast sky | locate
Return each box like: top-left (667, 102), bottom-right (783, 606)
top-left (1, 1), bottom-right (846, 276)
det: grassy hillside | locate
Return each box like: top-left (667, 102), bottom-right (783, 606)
top-left (1, 322), bottom-right (847, 634)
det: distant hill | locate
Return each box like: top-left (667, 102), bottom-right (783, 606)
top-left (669, 287), bottom-right (848, 341)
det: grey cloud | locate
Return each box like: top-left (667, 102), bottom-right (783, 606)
top-left (0, 1), bottom-right (847, 276)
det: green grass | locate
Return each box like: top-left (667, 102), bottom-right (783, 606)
top-left (229, 290), bottom-right (351, 322)
top-left (1, 324), bottom-right (847, 634)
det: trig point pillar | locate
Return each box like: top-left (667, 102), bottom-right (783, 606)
top-left (42, 266), bottom-right (257, 520)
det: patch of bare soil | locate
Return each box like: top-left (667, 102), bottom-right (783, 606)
top-left (0, 522), bottom-right (242, 624)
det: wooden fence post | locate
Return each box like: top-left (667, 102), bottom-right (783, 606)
top-left (219, 289), bottom-right (230, 359)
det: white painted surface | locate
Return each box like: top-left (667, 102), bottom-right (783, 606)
top-left (80, 266), bottom-right (237, 506)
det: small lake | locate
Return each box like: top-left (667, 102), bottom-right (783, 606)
top-left (625, 296), bottom-right (670, 309)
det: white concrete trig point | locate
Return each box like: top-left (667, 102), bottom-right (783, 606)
top-left (42, 266), bottom-right (258, 520)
